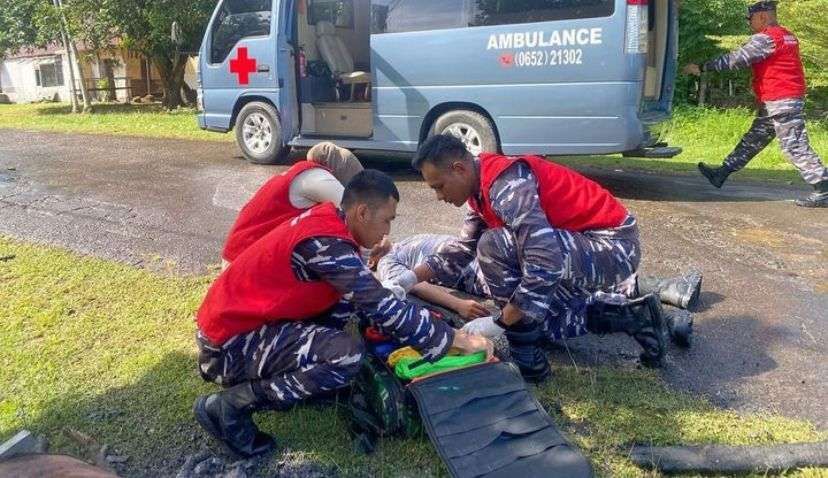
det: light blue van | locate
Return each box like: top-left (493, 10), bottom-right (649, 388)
top-left (197, 0), bottom-right (680, 164)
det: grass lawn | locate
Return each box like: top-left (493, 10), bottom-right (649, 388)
top-left (1, 236), bottom-right (825, 477)
top-left (0, 103), bottom-right (230, 143)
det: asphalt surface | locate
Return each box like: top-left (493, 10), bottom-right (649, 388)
top-left (1, 129), bottom-right (826, 429)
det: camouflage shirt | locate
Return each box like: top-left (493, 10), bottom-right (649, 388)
top-left (425, 161), bottom-right (566, 323)
top-left (703, 33), bottom-right (775, 72)
top-left (292, 235), bottom-right (454, 361)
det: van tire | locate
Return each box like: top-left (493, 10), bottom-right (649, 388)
top-left (235, 101), bottom-right (289, 165)
top-left (430, 110), bottom-right (499, 156)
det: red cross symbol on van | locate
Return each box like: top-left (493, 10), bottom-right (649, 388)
top-left (230, 47), bottom-right (257, 85)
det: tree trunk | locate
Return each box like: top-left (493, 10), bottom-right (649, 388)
top-left (155, 53), bottom-right (187, 110)
top-left (103, 59), bottom-right (116, 102)
top-left (55, 0), bottom-right (92, 112)
top-left (51, 0), bottom-right (78, 113)
top-left (698, 75), bottom-right (708, 106)
top-left (68, 40), bottom-right (92, 112)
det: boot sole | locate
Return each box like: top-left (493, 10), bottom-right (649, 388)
top-left (795, 200), bottom-right (828, 208)
top-left (682, 270), bottom-right (703, 310)
top-left (640, 295), bottom-right (667, 368)
top-left (698, 164), bottom-right (725, 189)
top-left (193, 397), bottom-right (276, 458)
top-left (666, 311), bottom-right (694, 348)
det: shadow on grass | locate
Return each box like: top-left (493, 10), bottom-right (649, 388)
top-left (26, 351), bottom-right (441, 477)
top-left (33, 103), bottom-right (180, 116)
top-left (27, 351), bottom-right (212, 476)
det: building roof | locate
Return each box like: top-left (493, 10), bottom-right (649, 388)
top-left (5, 39), bottom-right (122, 60)
top-left (5, 43), bottom-right (65, 60)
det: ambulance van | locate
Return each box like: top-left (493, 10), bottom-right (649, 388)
top-left (198, 0), bottom-right (680, 164)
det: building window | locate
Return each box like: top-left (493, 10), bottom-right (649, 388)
top-left (36, 57), bottom-right (65, 88)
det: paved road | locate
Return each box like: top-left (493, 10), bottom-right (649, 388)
top-left (1, 129), bottom-right (826, 428)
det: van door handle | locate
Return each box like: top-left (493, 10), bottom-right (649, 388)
top-left (258, 65), bottom-right (270, 73)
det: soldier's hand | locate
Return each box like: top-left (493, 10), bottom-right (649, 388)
top-left (457, 300), bottom-right (490, 321)
top-left (367, 235), bottom-right (392, 269)
top-left (451, 330), bottom-right (494, 361)
top-left (682, 64), bottom-right (702, 76)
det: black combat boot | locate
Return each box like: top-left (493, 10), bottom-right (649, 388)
top-left (587, 294), bottom-right (667, 367)
top-left (698, 163), bottom-right (733, 189)
top-left (193, 381), bottom-right (276, 457)
top-left (664, 306), bottom-right (693, 348)
top-left (794, 180), bottom-right (828, 208)
top-left (504, 322), bottom-right (551, 384)
top-left (637, 269), bottom-right (703, 310)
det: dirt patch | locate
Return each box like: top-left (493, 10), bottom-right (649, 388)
top-left (731, 228), bottom-right (787, 249)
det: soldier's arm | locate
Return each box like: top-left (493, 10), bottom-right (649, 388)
top-left (419, 211), bottom-right (486, 284)
top-left (490, 163), bottom-right (563, 325)
top-left (703, 33), bottom-right (775, 72)
top-left (293, 237), bottom-right (454, 361)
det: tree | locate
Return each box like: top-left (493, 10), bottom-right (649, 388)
top-left (777, 0), bottom-right (828, 72)
top-left (108, 0), bottom-right (214, 109)
top-left (677, 0), bottom-right (750, 105)
top-left (0, 0), bottom-right (42, 58)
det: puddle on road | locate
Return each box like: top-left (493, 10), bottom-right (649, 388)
top-left (0, 172), bottom-right (15, 183)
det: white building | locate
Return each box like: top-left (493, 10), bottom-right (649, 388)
top-left (0, 43), bottom-right (197, 104)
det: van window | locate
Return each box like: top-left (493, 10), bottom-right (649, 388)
top-left (308, 0), bottom-right (355, 29)
top-left (371, 0), bottom-right (614, 34)
top-left (471, 0), bottom-right (615, 26)
top-left (371, 0), bottom-right (471, 34)
top-left (210, 0), bottom-right (272, 64)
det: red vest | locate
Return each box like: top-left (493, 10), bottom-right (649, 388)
top-left (469, 153), bottom-right (628, 232)
top-left (198, 202), bottom-right (356, 345)
top-left (752, 26), bottom-right (806, 102)
top-left (222, 161), bottom-right (329, 262)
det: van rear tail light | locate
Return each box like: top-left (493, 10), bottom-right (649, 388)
top-left (626, 0), bottom-right (649, 54)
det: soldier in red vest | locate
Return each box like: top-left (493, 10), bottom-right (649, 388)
top-left (221, 142), bottom-right (368, 268)
top-left (405, 135), bottom-right (675, 383)
top-left (684, 1), bottom-right (827, 208)
top-left (194, 170), bottom-right (492, 457)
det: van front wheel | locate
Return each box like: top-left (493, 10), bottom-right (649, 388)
top-left (431, 110), bottom-right (499, 156)
top-left (235, 101), bottom-right (289, 165)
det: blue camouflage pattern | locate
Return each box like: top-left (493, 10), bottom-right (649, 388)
top-left (426, 161), bottom-right (640, 340)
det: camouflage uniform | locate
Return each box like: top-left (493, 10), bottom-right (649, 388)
top-left (425, 162), bottom-right (640, 341)
top-left (704, 34), bottom-right (828, 185)
top-left (198, 233), bottom-right (454, 409)
top-left (377, 234), bottom-right (489, 297)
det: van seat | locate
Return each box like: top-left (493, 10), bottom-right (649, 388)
top-left (315, 21), bottom-right (371, 101)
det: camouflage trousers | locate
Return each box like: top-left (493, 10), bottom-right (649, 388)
top-left (196, 319), bottom-right (364, 408)
top-left (724, 99), bottom-right (828, 185)
top-left (478, 216), bottom-right (641, 341)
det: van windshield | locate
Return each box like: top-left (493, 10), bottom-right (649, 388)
top-left (210, 0), bottom-right (272, 64)
top-left (372, 0), bottom-right (615, 34)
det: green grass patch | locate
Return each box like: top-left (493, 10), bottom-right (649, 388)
top-left (0, 237), bottom-right (825, 477)
top-left (0, 103), bottom-right (232, 142)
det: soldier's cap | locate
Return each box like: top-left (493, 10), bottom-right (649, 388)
top-left (747, 1), bottom-right (777, 17)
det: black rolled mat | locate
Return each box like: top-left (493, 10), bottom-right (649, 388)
top-left (408, 362), bottom-right (593, 478)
